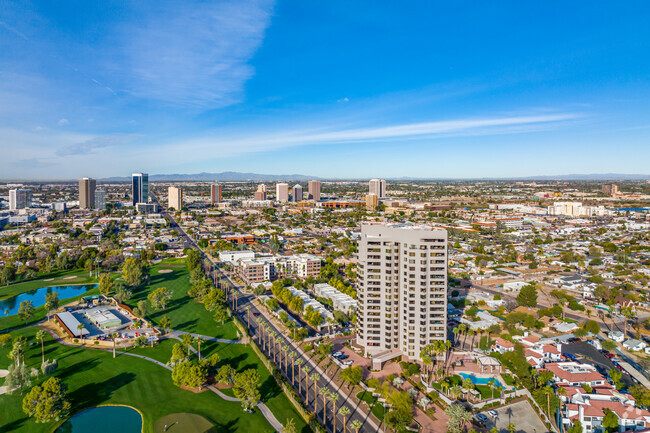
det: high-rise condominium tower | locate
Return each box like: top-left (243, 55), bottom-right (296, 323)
top-left (292, 184), bottom-right (303, 202)
top-left (95, 190), bottom-right (107, 210)
top-left (132, 173), bottom-right (149, 205)
top-left (78, 177), bottom-right (97, 209)
top-left (210, 183), bottom-right (222, 205)
top-left (168, 186), bottom-right (183, 210)
top-left (369, 179), bottom-right (387, 198)
top-left (356, 224), bottom-right (447, 362)
top-left (254, 184), bottom-right (267, 201)
top-left (308, 180), bottom-right (321, 201)
top-left (9, 189), bottom-right (32, 210)
top-left (276, 183), bottom-right (289, 202)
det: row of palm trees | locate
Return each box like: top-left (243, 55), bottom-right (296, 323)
top-left (256, 318), bottom-right (363, 433)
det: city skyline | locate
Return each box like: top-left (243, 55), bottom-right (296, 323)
top-left (1, 1), bottom-right (650, 179)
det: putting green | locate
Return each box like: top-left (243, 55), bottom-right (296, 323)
top-left (154, 413), bottom-right (215, 433)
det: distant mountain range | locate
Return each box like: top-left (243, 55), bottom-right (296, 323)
top-left (90, 172), bottom-right (648, 182)
top-left (101, 172), bottom-right (318, 182)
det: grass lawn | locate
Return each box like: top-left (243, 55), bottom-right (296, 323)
top-left (0, 269), bottom-right (98, 300)
top-left (127, 259), bottom-right (239, 340)
top-left (356, 391), bottom-right (384, 421)
top-left (502, 373), bottom-right (516, 386)
top-left (0, 327), bottom-right (276, 433)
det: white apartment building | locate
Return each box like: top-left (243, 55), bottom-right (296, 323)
top-left (218, 250), bottom-right (256, 265)
top-left (276, 253), bottom-right (321, 278)
top-left (9, 189), bottom-right (32, 210)
top-left (168, 186), bottom-right (183, 210)
top-left (356, 224), bottom-right (447, 361)
top-left (368, 179), bottom-right (387, 198)
top-left (276, 183), bottom-right (289, 202)
top-left (548, 202), bottom-right (608, 217)
top-left (313, 283), bottom-right (358, 315)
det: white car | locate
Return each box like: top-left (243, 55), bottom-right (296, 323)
top-left (342, 360), bottom-right (353, 366)
top-left (487, 410), bottom-right (498, 418)
top-left (332, 351), bottom-right (343, 357)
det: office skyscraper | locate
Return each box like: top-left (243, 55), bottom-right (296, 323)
top-left (132, 173), bottom-right (149, 205)
top-left (9, 189), bottom-right (32, 210)
top-left (292, 184), bottom-right (303, 202)
top-left (356, 224), bottom-right (447, 362)
top-left (366, 193), bottom-right (378, 211)
top-left (369, 179), bottom-right (387, 198)
top-left (78, 177), bottom-right (97, 209)
top-left (95, 190), bottom-right (106, 210)
top-left (276, 183), bottom-right (289, 202)
top-left (168, 186), bottom-right (183, 210)
top-left (210, 183), bottom-right (222, 205)
top-left (308, 180), bottom-right (321, 201)
top-left (254, 184), bottom-right (267, 201)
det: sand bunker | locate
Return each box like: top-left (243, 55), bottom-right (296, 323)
top-left (43, 278), bottom-right (54, 281)
top-left (63, 276), bottom-right (79, 280)
top-left (158, 269), bottom-right (173, 274)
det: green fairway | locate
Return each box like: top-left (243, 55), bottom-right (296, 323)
top-left (0, 327), bottom-right (277, 433)
top-left (154, 413), bottom-right (215, 433)
top-left (128, 259), bottom-right (239, 340)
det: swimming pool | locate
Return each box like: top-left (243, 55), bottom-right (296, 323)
top-left (459, 372), bottom-right (504, 389)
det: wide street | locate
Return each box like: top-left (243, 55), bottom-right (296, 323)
top-left (154, 194), bottom-right (383, 433)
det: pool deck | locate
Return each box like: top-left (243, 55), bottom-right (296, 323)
top-left (457, 371), bottom-right (510, 390)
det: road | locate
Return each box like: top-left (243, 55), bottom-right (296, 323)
top-left (153, 194), bottom-right (382, 433)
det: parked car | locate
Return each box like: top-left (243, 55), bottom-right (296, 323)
top-left (605, 353), bottom-right (616, 358)
top-left (599, 349), bottom-right (610, 355)
top-left (613, 362), bottom-right (623, 370)
top-left (332, 351), bottom-right (343, 357)
top-left (338, 355), bottom-right (349, 360)
top-left (487, 410), bottom-right (498, 418)
top-left (342, 360), bottom-right (353, 366)
top-left (473, 414), bottom-right (488, 426)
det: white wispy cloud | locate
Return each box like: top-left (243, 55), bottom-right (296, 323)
top-left (162, 113), bottom-right (581, 158)
top-left (113, 0), bottom-right (274, 107)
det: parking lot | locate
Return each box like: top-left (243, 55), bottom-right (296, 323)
top-left (477, 400), bottom-right (549, 433)
top-left (562, 341), bottom-right (635, 388)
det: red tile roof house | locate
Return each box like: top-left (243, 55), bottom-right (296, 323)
top-left (525, 343), bottom-right (562, 368)
top-left (544, 362), bottom-right (607, 387)
top-left (563, 399), bottom-right (650, 433)
top-left (490, 337), bottom-right (515, 354)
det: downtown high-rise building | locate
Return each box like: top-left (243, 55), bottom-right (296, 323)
top-left (254, 184), bottom-right (267, 201)
top-left (369, 179), bottom-right (387, 198)
top-left (308, 180), bottom-right (321, 201)
top-left (168, 186), bottom-right (183, 210)
top-left (356, 224), bottom-right (447, 362)
top-left (78, 177), bottom-right (97, 209)
top-left (292, 184), bottom-right (303, 202)
top-left (9, 189), bottom-right (32, 210)
top-left (210, 183), bottom-right (222, 205)
top-left (276, 183), bottom-right (289, 202)
top-left (132, 173), bottom-right (149, 206)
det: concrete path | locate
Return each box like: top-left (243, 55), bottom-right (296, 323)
top-left (170, 330), bottom-right (242, 344)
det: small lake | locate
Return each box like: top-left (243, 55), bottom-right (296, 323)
top-left (0, 284), bottom-right (97, 316)
top-left (57, 406), bottom-right (142, 433)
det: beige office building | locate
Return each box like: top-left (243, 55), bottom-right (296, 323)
top-left (276, 183), bottom-right (289, 202)
top-left (168, 186), bottom-right (183, 210)
top-left (356, 224), bottom-right (448, 362)
top-left (308, 180), bottom-right (321, 201)
top-left (78, 178), bottom-right (96, 209)
top-left (292, 184), bottom-right (303, 202)
top-left (211, 183), bottom-right (222, 205)
top-left (366, 193), bottom-right (379, 211)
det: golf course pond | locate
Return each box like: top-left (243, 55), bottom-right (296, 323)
top-left (56, 406), bottom-right (142, 433)
top-left (0, 284), bottom-right (97, 316)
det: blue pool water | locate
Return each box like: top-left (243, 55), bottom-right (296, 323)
top-left (56, 406), bottom-right (142, 433)
top-left (0, 284), bottom-right (97, 316)
top-left (459, 372), bottom-right (504, 389)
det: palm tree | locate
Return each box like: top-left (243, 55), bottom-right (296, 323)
top-left (112, 332), bottom-right (119, 358)
top-left (339, 406), bottom-right (351, 433)
top-left (319, 388), bottom-right (330, 422)
top-left (309, 372), bottom-right (320, 407)
top-left (296, 359), bottom-right (304, 394)
top-left (467, 329), bottom-right (475, 350)
top-left (35, 330), bottom-right (46, 364)
top-left (445, 404), bottom-right (472, 433)
top-left (622, 306), bottom-right (635, 338)
top-left (77, 323), bottom-right (85, 344)
top-left (350, 420), bottom-right (363, 433)
top-left (328, 392), bottom-right (339, 432)
top-left (458, 323), bottom-right (467, 348)
top-left (289, 351), bottom-right (297, 382)
top-left (462, 377), bottom-right (474, 401)
top-left (194, 336), bottom-right (203, 359)
top-left (259, 322), bottom-right (266, 349)
top-left (487, 378), bottom-right (497, 400)
top-left (449, 384), bottom-right (463, 401)
top-left (507, 422), bottom-right (516, 433)
top-left (281, 343), bottom-right (288, 370)
top-left (270, 331), bottom-right (278, 363)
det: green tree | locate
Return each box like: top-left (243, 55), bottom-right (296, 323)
top-left (516, 283), bottom-right (538, 307)
top-left (567, 420), bottom-right (583, 433)
top-left (282, 418), bottom-right (296, 433)
top-left (215, 365), bottom-right (236, 384)
top-left (22, 377), bottom-right (71, 422)
top-left (445, 404), bottom-right (472, 433)
top-left (122, 258), bottom-right (145, 287)
top-left (114, 284), bottom-right (133, 304)
top-left (233, 369), bottom-right (261, 410)
top-left (609, 368), bottom-right (623, 389)
top-left (35, 330), bottom-right (47, 364)
top-left (98, 273), bottom-right (115, 294)
top-left (171, 361), bottom-right (206, 388)
top-left (44, 292), bottom-right (59, 320)
top-left (340, 365), bottom-right (363, 389)
top-left (148, 287), bottom-right (173, 310)
top-left (602, 409), bottom-right (619, 432)
top-left (158, 315), bottom-right (172, 334)
top-left (18, 301), bottom-right (35, 324)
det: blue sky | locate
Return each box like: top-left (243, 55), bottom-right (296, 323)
top-left (1, 0), bottom-right (649, 179)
